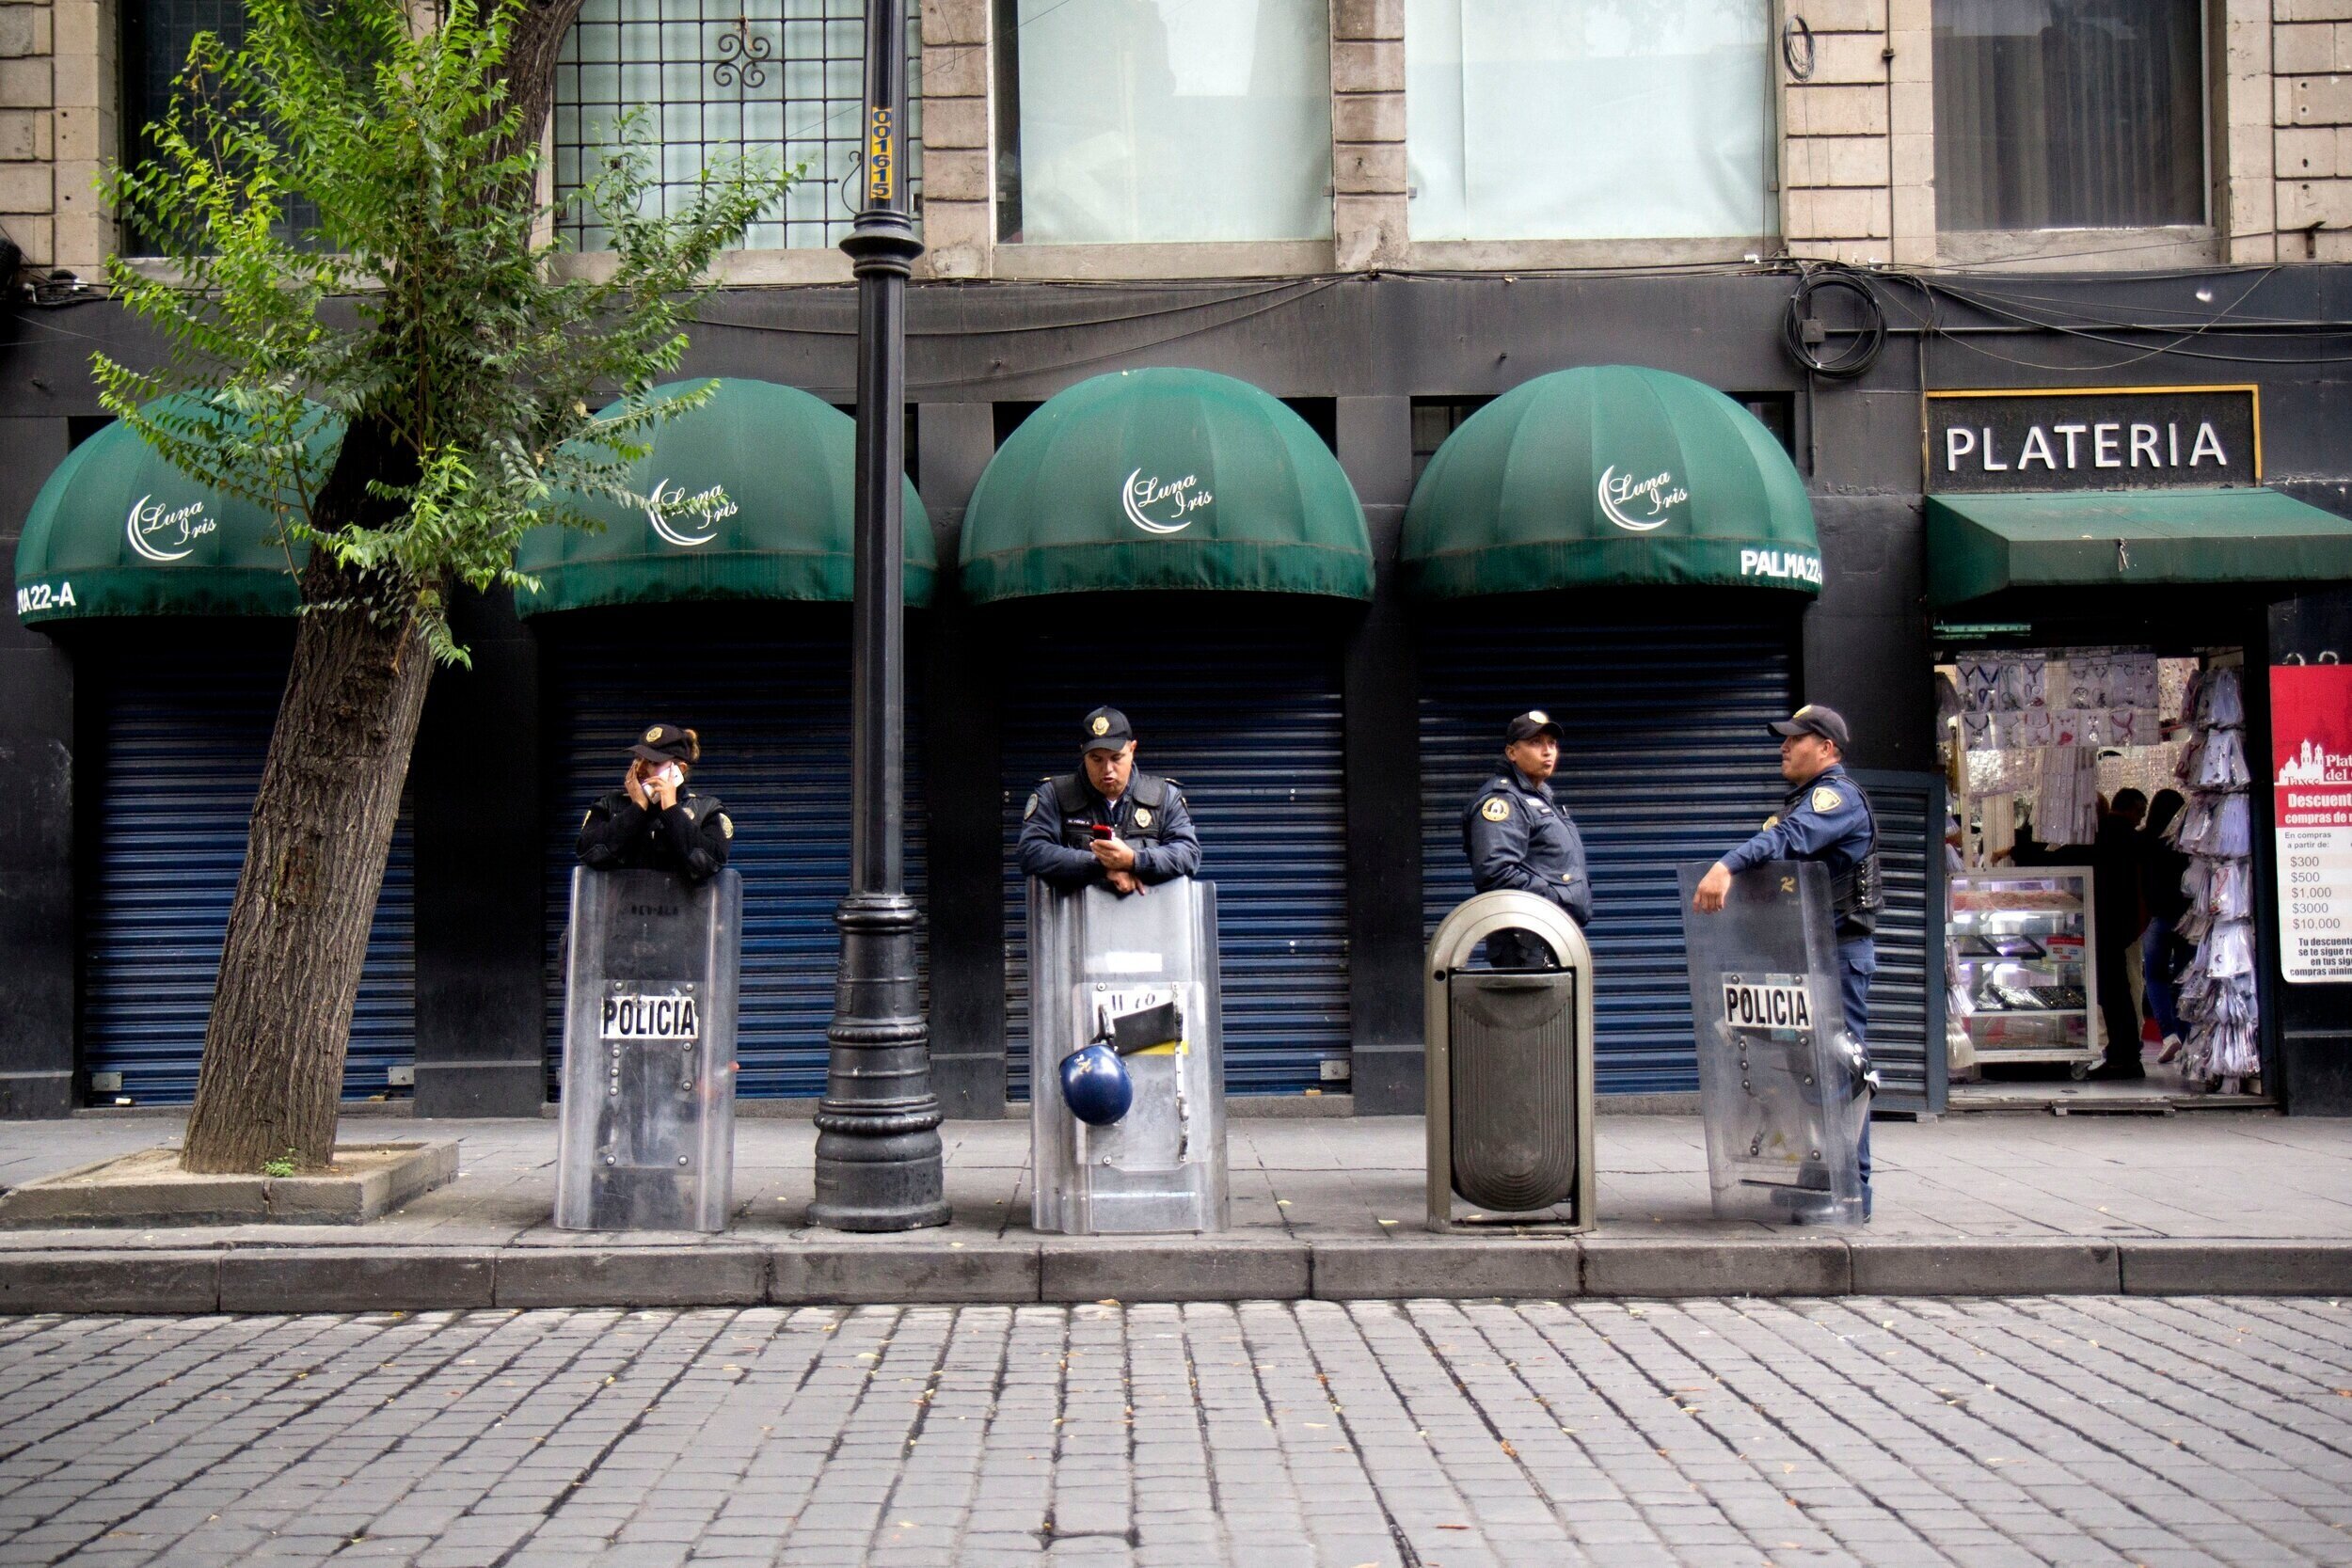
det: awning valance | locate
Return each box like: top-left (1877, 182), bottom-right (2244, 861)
top-left (1402, 365), bottom-right (1821, 597)
top-left (959, 368), bottom-right (1373, 604)
top-left (1927, 487), bottom-right (2352, 608)
top-left (13, 397), bottom-right (336, 625)
top-left (516, 378), bottom-right (934, 615)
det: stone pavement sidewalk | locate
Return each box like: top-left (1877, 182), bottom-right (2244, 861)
top-left (0, 1111), bottom-right (2348, 1311)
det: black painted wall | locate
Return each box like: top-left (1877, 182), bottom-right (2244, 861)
top-left (8, 269), bottom-right (2352, 1115)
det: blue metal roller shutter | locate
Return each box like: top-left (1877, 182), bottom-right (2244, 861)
top-left (85, 653), bottom-right (416, 1104)
top-left (543, 632), bottom-right (927, 1100)
top-left (1000, 626), bottom-right (1350, 1099)
top-left (1847, 768), bottom-right (1947, 1114)
top-left (1419, 618), bottom-right (1796, 1095)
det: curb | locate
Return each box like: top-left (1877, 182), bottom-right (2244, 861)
top-left (3, 1237), bottom-right (2349, 1312)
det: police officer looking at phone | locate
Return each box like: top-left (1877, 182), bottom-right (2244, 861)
top-left (1691, 703), bottom-right (1880, 1212)
top-left (1018, 706), bottom-right (1200, 896)
top-left (577, 722), bottom-right (733, 883)
top-left (1463, 710), bottom-right (1593, 969)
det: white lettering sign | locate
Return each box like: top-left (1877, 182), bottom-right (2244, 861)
top-left (1596, 466), bottom-right (1689, 533)
top-left (1942, 421), bottom-right (2230, 477)
top-left (125, 494), bottom-right (215, 562)
top-left (1738, 548), bottom-right (1823, 585)
top-left (14, 580), bottom-right (76, 615)
top-left (1120, 468), bottom-right (1212, 534)
top-left (1722, 979), bottom-right (1814, 1032)
top-left (644, 478), bottom-right (737, 548)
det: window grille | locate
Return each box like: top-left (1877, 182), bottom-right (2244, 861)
top-left (120, 0), bottom-right (319, 254)
top-left (553, 0), bottom-right (922, 253)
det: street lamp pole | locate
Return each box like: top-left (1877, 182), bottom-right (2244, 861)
top-left (811, 0), bottom-right (947, 1232)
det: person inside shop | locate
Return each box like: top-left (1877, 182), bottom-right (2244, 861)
top-left (1692, 703), bottom-right (1880, 1215)
top-left (2140, 789), bottom-right (2191, 1066)
top-left (2089, 788), bottom-right (2148, 1081)
top-left (1018, 705), bottom-right (1200, 896)
top-left (1463, 709), bottom-right (1593, 969)
top-left (576, 722), bottom-right (732, 882)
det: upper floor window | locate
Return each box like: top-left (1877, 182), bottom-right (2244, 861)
top-left (1406, 0), bottom-right (1775, 242)
top-left (1933, 0), bottom-right (2206, 231)
top-left (121, 0), bottom-right (320, 254)
top-left (553, 0), bottom-right (921, 252)
top-left (993, 0), bottom-right (1333, 245)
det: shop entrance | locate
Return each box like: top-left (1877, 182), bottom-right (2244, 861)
top-left (1936, 615), bottom-right (2272, 1112)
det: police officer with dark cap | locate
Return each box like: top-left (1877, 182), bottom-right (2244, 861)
top-left (577, 722), bottom-right (733, 883)
top-left (1018, 706), bottom-right (1200, 895)
top-left (1692, 702), bottom-right (1881, 1212)
top-left (1463, 709), bottom-right (1593, 968)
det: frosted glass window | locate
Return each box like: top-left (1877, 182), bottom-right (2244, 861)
top-left (554, 0), bottom-right (921, 251)
top-left (1406, 0), bottom-right (1774, 242)
top-left (996, 0), bottom-right (1333, 245)
top-left (1933, 0), bottom-right (2205, 231)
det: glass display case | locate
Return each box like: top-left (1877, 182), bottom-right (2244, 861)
top-left (1948, 867), bottom-right (2100, 1076)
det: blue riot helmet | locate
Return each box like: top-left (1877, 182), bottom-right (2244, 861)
top-left (1058, 1042), bottom-right (1133, 1125)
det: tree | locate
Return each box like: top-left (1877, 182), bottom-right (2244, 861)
top-left (97, 0), bottom-right (790, 1173)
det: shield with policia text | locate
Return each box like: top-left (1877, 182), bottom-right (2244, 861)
top-left (1676, 859), bottom-right (1867, 1227)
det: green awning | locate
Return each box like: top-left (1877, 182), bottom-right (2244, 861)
top-left (960, 368), bottom-right (1373, 603)
top-left (1402, 365), bottom-right (1821, 597)
top-left (516, 378), bottom-right (934, 615)
top-left (13, 397), bottom-right (338, 625)
top-left (1928, 488), bottom-right (2352, 607)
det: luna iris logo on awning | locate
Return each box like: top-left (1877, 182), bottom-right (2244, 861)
top-left (1596, 466), bottom-right (1688, 533)
top-left (1121, 468), bottom-right (1211, 535)
top-left (644, 478), bottom-right (736, 548)
top-left (124, 494), bottom-right (214, 562)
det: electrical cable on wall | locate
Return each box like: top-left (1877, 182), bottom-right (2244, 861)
top-left (1781, 264), bottom-right (1886, 379)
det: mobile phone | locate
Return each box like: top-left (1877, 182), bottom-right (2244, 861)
top-left (1089, 823), bottom-right (1115, 840)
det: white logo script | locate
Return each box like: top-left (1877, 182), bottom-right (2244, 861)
top-left (124, 494), bottom-right (214, 562)
top-left (1596, 466), bottom-right (1689, 533)
top-left (2280, 737), bottom-right (2352, 785)
top-left (644, 478), bottom-right (737, 548)
top-left (1120, 469), bottom-right (1212, 535)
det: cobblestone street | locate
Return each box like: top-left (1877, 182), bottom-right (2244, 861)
top-left (0, 1298), bottom-right (2348, 1567)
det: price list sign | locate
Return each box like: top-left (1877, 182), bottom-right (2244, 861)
top-left (2272, 663), bottom-right (2352, 983)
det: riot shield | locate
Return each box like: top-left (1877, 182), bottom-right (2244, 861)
top-left (1029, 877), bottom-right (1229, 1235)
top-left (554, 866), bottom-right (741, 1232)
top-left (1676, 860), bottom-right (1867, 1227)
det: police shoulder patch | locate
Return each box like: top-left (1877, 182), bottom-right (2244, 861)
top-left (717, 813), bottom-right (733, 840)
top-left (582, 809), bottom-right (594, 828)
top-left (1811, 786), bottom-right (1843, 813)
top-left (1023, 796), bottom-right (1039, 819)
top-left (1480, 796), bottom-right (1511, 822)
top-left (1761, 814), bottom-right (1781, 831)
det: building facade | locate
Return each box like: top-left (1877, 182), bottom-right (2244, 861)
top-left (4, 0), bottom-right (2350, 1122)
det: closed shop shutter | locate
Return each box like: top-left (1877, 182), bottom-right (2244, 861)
top-left (85, 651), bottom-right (416, 1104)
top-left (1847, 768), bottom-right (1947, 1114)
top-left (1419, 617), bottom-right (1796, 1095)
top-left (1001, 625), bottom-right (1350, 1098)
top-left (543, 630), bottom-right (927, 1100)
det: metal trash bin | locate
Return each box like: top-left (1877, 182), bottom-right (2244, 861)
top-left (1029, 877), bottom-right (1229, 1235)
top-left (554, 865), bottom-right (741, 1233)
top-left (1423, 891), bottom-right (1597, 1233)
top-left (1675, 860), bottom-right (1867, 1227)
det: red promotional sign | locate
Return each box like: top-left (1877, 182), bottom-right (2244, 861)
top-left (2272, 663), bottom-right (2352, 983)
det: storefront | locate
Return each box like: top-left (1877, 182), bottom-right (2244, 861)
top-left (957, 368), bottom-right (1374, 1097)
top-left (1921, 386), bottom-right (2352, 1107)
top-left (516, 378), bottom-right (935, 1101)
top-left (11, 403), bottom-right (417, 1105)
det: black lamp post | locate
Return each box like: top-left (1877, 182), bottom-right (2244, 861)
top-left (810, 0), bottom-right (948, 1232)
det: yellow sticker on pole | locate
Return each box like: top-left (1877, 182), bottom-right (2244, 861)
top-left (866, 105), bottom-right (895, 203)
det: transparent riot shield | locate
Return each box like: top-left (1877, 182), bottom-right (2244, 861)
top-left (1676, 861), bottom-right (1867, 1227)
top-left (1029, 878), bottom-right (1229, 1235)
top-left (554, 866), bottom-right (740, 1232)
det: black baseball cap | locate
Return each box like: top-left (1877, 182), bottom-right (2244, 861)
top-left (1080, 705), bottom-right (1135, 752)
top-left (630, 722), bottom-right (699, 765)
top-left (1770, 704), bottom-right (1851, 749)
top-left (1504, 709), bottom-right (1563, 744)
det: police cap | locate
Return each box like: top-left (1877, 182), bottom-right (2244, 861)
top-left (1080, 706), bottom-right (1135, 752)
top-left (1769, 704), bottom-right (1851, 750)
top-left (1504, 709), bottom-right (1563, 744)
top-left (630, 722), bottom-right (701, 765)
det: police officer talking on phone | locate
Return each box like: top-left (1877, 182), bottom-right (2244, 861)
top-left (1018, 706), bottom-right (1200, 896)
top-left (1463, 709), bottom-right (1593, 968)
top-left (1691, 703), bottom-right (1881, 1212)
top-left (577, 722), bottom-right (733, 883)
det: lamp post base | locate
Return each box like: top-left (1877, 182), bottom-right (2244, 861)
top-left (810, 892), bottom-right (948, 1232)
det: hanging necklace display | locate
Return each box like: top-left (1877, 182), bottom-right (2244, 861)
top-left (2168, 665), bottom-right (2261, 1088)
